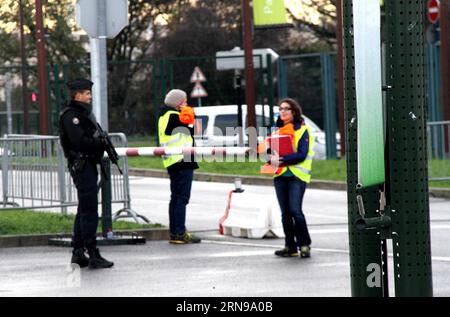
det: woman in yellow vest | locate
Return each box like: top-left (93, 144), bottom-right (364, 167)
top-left (268, 98), bottom-right (314, 258)
top-left (158, 89), bottom-right (201, 244)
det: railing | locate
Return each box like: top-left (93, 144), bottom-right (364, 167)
top-left (0, 133), bottom-right (147, 223)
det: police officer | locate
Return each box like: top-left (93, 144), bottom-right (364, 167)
top-left (59, 78), bottom-right (114, 269)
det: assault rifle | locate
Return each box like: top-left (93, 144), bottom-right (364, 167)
top-left (97, 123), bottom-right (123, 175)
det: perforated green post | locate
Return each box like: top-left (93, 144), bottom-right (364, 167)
top-left (385, 0), bottom-right (433, 297)
top-left (343, 0), bottom-right (384, 297)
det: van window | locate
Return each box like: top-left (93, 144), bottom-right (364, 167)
top-left (244, 115), bottom-right (270, 128)
top-left (194, 116), bottom-right (209, 136)
top-left (257, 115), bottom-right (268, 127)
top-left (214, 114), bottom-right (239, 136)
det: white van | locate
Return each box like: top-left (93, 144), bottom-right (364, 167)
top-left (193, 105), bottom-right (330, 160)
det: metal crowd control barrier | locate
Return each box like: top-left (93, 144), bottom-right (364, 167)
top-left (427, 121), bottom-right (450, 181)
top-left (0, 133), bottom-right (148, 223)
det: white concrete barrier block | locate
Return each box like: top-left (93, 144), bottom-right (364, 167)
top-left (221, 192), bottom-right (285, 239)
top-left (269, 197), bottom-right (285, 238)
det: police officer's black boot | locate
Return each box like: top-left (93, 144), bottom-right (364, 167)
top-left (71, 248), bottom-right (89, 268)
top-left (87, 248), bottom-right (114, 269)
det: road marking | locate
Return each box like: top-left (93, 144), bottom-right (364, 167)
top-left (209, 250), bottom-right (275, 258)
top-left (207, 228), bottom-right (348, 237)
top-left (430, 256), bottom-right (450, 263)
top-left (309, 228), bottom-right (348, 234)
top-left (306, 213), bottom-right (347, 220)
top-left (431, 225), bottom-right (450, 230)
top-left (203, 240), bottom-right (350, 254)
top-left (204, 240), bottom-right (450, 263)
top-left (134, 198), bottom-right (168, 203)
top-left (133, 198), bottom-right (202, 207)
top-left (317, 262), bottom-right (349, 267)
top-left (387, 253), bottom-right (450, 263)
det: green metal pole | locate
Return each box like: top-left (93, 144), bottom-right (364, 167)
top-left (320, 53), bottom-right (337, 159)
top-left (426, 44), bottom-right (438, 122)
top-left (101, 158), bottom-right (113, 239)
top-left (267, 54), bottom-right (274, 127)
top-left (17, 114), bottom-right (22, 134)
top-left (277, 57), bottom-right (288, 99)
top-left (159, 59), bottom-right (167, 102)
top-left (343, 0), bottom-right (384, 297)
top-left (329, 53), bottom-right (337, 158)
top-left (152, 60), bottom-right (159, 136)
top-left (385, 0), bottom-right (433, 297)
top-left (62, 64), bottom-right (70, 103)
top-left (157, 59), bottom-right (167, 146)
top-left (168, 60), bottom-right (174, 90)
top-left (336, 0), bottom-right (346, 157)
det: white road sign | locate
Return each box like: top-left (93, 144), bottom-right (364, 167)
top-left (216, 47), bottom-right (279, 70)
top-left (190, 66), bottom-right (207, 83)
top-left (191, 82), bottom-right (208, 98)
top-left (76, 0), bottom-right (128, 38)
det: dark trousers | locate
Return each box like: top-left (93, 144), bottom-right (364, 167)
top-left (274, 176), bottom-right (312, 250)
top-left (168, 168), bottom-right (194, 236)
top-left (70, 160), bottom-right (99, 250)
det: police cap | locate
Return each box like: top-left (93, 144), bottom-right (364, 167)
top-left (67, 78), bottom-right (93, 91)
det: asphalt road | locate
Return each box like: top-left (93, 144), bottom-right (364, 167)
top-left (0, 176), bottom-right (449, 297)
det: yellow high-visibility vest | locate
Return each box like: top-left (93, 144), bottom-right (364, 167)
top-left (158, 110), bottom-right (193, 168)
top-left (275, 125), bottom-right (314, 183)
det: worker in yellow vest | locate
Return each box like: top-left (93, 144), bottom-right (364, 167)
top-left (266, 98), bottom-right (314, 258)
top-left (158, 89), bottom-right (201, 244)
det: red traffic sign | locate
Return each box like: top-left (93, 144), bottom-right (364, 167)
top-left (191, 82), bottom-right (208, 98)
top-left (428, 0), bottom-right (440, 24)
top-left (190, 66), bottom-right (207, 83)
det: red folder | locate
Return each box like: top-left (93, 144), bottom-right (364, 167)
top-left (267, 134), bottom-right (294, 157)
top-left (264, 134), bottom-right (294, 168)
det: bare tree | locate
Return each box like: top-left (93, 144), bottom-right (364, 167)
top-left (0, 0), bottom-right (87, 65)
top-left (106, 0), bottom-right (191, 134)
top-left (287, 0), bottom-right (337, 47)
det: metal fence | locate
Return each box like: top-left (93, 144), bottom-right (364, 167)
top-left (427, 121), bottom-right (450, 181)
top-left (0, 133), bottom-right (146, 222)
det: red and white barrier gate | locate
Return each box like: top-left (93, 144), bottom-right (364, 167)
top-left (114, 147), bottom-right (251, 157)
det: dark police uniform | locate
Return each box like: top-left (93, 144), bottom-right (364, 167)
top-left (59, 78), bottom-right (113, 269)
